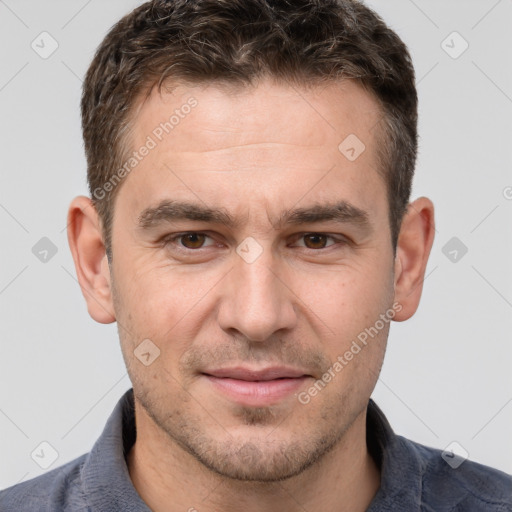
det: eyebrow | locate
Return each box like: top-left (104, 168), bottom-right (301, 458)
top-left (138, 199), bottom-right (372, 233)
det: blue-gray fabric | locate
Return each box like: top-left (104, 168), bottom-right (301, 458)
top-left (1, 388), bottom-right (511, 511)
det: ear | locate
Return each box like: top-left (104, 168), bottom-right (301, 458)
top-left (393, 197), bottom-right (435, 321)
top-left (67, 196), bottom-right (116, 324)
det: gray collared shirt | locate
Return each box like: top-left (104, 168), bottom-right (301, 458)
top-left (1, 388), bottom-right (511, 511)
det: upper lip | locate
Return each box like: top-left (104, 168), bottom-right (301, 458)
top-left (203, 366), bottom-right (309, 381)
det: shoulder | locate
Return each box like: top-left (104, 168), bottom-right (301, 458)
top-left (399, 435), bottom-right (512, 511)
top-left (0, 453), bottom-right (88, 512)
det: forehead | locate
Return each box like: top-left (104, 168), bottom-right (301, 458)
top-left (118, 78), bottom-right (387, 228)
top-left (132, 78), bottom-right (382, 152)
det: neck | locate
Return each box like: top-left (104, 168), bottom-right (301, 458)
top-left (127, 401), bottom-right (380, 512)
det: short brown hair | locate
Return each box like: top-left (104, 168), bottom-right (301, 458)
top-left (81, 0), bottom-right (417, 255)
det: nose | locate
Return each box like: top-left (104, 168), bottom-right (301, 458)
top-left (216, 246), bottom-right (298, 342)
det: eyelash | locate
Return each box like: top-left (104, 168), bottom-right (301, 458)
top-left (162, 232), bottom-right (347, 253)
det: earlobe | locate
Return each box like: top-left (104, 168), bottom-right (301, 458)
top-left (393, 197), bottom-right (435, 322)
top-left (67, 196), bottom-right (116, 324)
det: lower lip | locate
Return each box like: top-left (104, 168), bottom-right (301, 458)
top-left (203, 375), bottom-right (310, 406)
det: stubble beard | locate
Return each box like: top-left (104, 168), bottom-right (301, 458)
top-left (132, 378), bottom-right (357, 483)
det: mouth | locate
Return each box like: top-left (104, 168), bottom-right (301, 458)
top-left (201, 366), bottom-right (313, 406)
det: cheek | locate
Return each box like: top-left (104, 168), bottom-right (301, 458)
top-left (114, 258), bottom-right (222, 342)
top-left (306, 269), bottom-right (392, 399)
top-left (296, 262), bottom-right (393, 332)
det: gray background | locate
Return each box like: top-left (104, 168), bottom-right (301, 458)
top-left (1, 0), bottom-right (511, 489)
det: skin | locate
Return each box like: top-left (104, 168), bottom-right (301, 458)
top-left (68, 78), bottom-right (435, 512)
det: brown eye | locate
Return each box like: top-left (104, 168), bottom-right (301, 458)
top-left (303, 234), bottom-right (329, 249)
top-left (180, 233), bottom-right (207, 249)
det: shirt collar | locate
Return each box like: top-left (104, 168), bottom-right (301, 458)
top-left (81, 388), bottom-right (151, 511)
top-left (366, 400), bottom-right (424, 511)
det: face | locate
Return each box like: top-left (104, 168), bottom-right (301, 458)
top-left (109, 78), bottom-right (397, 481)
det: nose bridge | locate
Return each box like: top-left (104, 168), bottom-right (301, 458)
top-left (217, 243), bottom-right (296, 341)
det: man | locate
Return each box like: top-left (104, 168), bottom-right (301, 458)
top-left (1, 0), bottom-right (510, 510)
